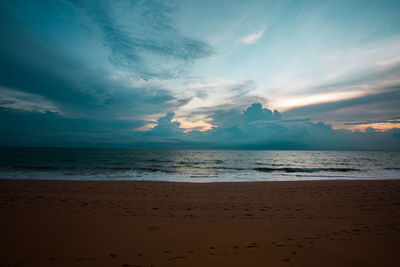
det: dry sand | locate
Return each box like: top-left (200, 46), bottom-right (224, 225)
top-left (0, 179), bottom-right (399, 266)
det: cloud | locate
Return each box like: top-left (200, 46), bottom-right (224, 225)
top-left (1, 2), bottom-right (399, 150)
top-left (1, 100), bottom-right (399, 150)
top-left (270, 45), bottom-right (400, 129)
top-left (175, 79), bottom-right (266, 131)
top-left (344, 117), bottom-right (400, 126)
top-left (209, 103), bottom-right (281, 129)
top-left (0, 107), bottom-right (146, 147)
top-left (133, 103), bottom-right (400, 150)
top-left (266, 33), bottom-right (400, 116)
top-left (283, 87), bottom-right (400, 123)
top-left (0, 8), bottom-right (189, 120)
top-left (0, 87), bottom-right (61, 113)
top-left (341, 117), bottom-right (400, 131)
top-left (240, 29), bottom-right (265, 44)
top-left (66, 0), bottom-right (213, 79)
top-left (144, 112), bottom-right (184, 137)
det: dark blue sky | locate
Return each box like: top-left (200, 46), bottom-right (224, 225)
top-left (0, 0), bottom-right (400, 149)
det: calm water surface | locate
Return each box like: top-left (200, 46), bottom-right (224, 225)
top-left (0, 148), bottom-right (399, 182)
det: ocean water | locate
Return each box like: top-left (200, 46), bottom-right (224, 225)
top-left (0, 148), bottom-right (399, 182)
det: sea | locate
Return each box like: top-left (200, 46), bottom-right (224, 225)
top-left (0, 147), bottom-right (399, 182)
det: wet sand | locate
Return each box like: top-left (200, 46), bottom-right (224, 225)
top-left (0, 179), bottom-right (399, 266)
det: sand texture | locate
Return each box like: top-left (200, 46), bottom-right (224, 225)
top-left (0, 179), bottom-right (399, 266)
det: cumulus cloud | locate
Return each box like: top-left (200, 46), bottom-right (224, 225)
top-left (144, 112), bottom-right (183, 137)
top-left (176, 78), bottom-right (267, 131)
top-left (209, 103), bottom-right (281, 129)
top-left (134, 103), bottom-right (400, 150)
top-left (1, 100), bottom-right (399, 150)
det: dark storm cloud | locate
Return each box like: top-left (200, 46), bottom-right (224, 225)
top-left (66, 0), bottom-right (213, 79)
top-left (0, 7), bottom-right (189, 119)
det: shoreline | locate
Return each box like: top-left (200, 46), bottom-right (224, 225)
top-left (1, 179), bottom-right (399, 266)
top-left (1, 177), bottom-right (400, 183)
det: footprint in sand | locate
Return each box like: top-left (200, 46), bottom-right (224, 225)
top-left (168, 256), bottom-right (187, 261)
top-left (245, 242), bottom-right (258, 249)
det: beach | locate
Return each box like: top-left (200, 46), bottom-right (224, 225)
top-left (0, 179), bottom-right (399, 266)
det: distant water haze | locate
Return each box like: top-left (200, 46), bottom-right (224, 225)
top-left (1, 148), bottom-right (399, 182)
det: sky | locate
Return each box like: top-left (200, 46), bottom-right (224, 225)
top-left (0, 0), bottom-right (400, 149)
